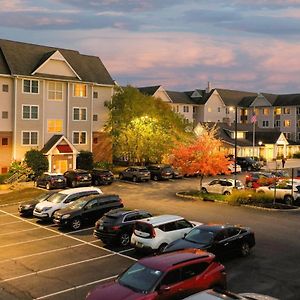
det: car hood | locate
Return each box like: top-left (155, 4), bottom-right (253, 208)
top-left (239, 293), bottom-right (279, 300)
top-left (35, 201), bottom-right (59, 210)
top-left (86, 281), bottom-right (146, 300)
top-left (20, 200), bottom-right (39, 206)
top-left (165, 238), bottom-right (210, 252)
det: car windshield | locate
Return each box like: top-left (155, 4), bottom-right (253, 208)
top-left (118, 262), bottom-right (163, 293)
top-left (185, 228), bottom-right (215, 244)
top-left (46, 193), bottom-right (66, 204)
top-left (36, 193), bottom-right (50, 202)
top-left (138, 168), bottom-right (148, 172)
top-left (69, 198), bottom-right (89, 209)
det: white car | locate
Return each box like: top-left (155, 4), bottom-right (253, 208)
top-left (201, 179), bottom-right (244, 195)
top-left (228, 163), bottom-right (242, 173)
top-left (131, 215), bottom-right (201, 253)
top-left (33, 187), bottom-right (102, 220)
top-left (256, 180), bottom-right (300, 204)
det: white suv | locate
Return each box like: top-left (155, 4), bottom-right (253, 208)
top-left (201, 179), bottom-right (244, 195)
top-left (131, 215), bottom-right (200, 253)
top-left (33, 187), bottom-right (102, 220)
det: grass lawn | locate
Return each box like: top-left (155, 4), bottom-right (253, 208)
top-left (0, 188), bottom-right (46, 206)
top-left (178, 190), bottom-right (227, 202)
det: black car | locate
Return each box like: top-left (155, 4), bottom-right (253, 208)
top-left (64, 169), bottom-right (92, 188)
top-left (119, 166), bottom-right (151, 182)
top-left (92, 169), bottom-right (114, 185)
top-left (18, 192), bottom-right (55, 216)
top-left (35, 173), bottom-right (66, 190)
top-left (94, 209), bottom-right (152, 246)
top-left (236, 157), bottom-right (261, 171)
top-left (53, 194), bottom-right (123, 230)
top-left (147, 164), bottom-right (174, 181)
top-left (164, 224), bottom-right (255, 258)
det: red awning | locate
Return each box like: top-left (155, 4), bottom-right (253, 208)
top-left (56, 145), bottom-right (73, 153)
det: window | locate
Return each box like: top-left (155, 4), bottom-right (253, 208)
top-left (2, 84), bottom-right (8, 92)
top-left (93, 91), bottom-right (98, 99)
top-left (2, 138), bottom-right (8, 145)
top-left (175, 219), bottom-right (192, 229)
top-left (159, 222), bottom-right (177, 232)
top-left (284, 132), bottom-right (291, 139)
top-left (284, 120), bottom-right (291, 127)
top-left (2, 111), bottom-right (8, 119)
top-left (183, 106), bottom-right (189, 113)
top-left (274, 108), bottom-right (281, 115)
top-left (298, 120), bottom-right (300, 128)
top-left (283, 108), bottom-right (290, 114)
top-left (161, 269), bottom-right (181, 286)
top-left (262, 108), bottom-right (269, 116)
top-left (217, 107), bottom-right (221, 113)
top-left (208, 107), bottom-right (212, 112)
top-left (241, 109), bottom-right (248, 116)
top-left (48, 81), bottom-right (63, 101)
top-left (22, 131), bottom-right (38, 145)
top-left (226, 108), bottom-right (229, 114)
top-left (73, 108), bottom-right (87, 121)
top-left (262, 120), bottom-right (269, 127)
top-left (298, 132), bottom-right (300, 140)
top-left (193, 106), bottom-right (196, 113)
top-left (124, 214), bottom-right (139, 222)
top-left (23, 79), bottom-right (39, 94)
top-left (48, 120), bottom-right (63, 133)
top-left (93, 114), bottom-right (98, 122)
top-left (22, 105), bottom-right (38, 120)
top-left (73, 83), bottom-right (87, 97)
top-left (254, 108), bottom-right (259, 116)
top-left (297, 107), bottom-right (300, 115)
top-left (73, 131), bottom-right (87, 144)
top-left (181, 263), bottom-right (209, 280)
top-left (1, 167), bottom-right (8, 174)
top-left (275, 120), bottom-right (281, 127)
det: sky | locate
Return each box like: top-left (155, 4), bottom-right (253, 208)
top-left (1, 0), bottom-right (300, 94)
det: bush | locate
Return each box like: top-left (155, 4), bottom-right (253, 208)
top-left (0, 174), bottom-right (9, 184)
top-left (24, 150), bottom-right (48, 177)
top-left (293, 152), bottom-right (300, 158)
top-left (94, 161), bottom-right (113, 170)
top-left (77, 151), bottom-right (94, 170)
top-left (227, 190), bottom-right (274, 206)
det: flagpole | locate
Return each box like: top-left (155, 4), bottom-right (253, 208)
top-left (252, 106), bottom-right (256, 159)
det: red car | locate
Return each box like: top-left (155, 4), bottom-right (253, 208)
top-left (86, 249), bottom-right (226, 300)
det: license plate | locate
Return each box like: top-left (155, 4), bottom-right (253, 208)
top-left (57, 179), bottom-right (63, 182)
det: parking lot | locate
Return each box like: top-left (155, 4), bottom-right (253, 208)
top-left (1, 175), bottom-right (300, 299)
top-left (0, 202), bottom-right (142, 300)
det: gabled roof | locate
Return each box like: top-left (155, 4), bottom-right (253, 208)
top-left (41, 135), bottom-right (78, 155)
top-left (273, 94), bottom-right (300, 106)
top-left (138, 85), bottom-right (161, 96)
top-left (0, 39), bottom-right (114, 85)
top-left (165, 90), bottom-right (196, 105)
top-left (261, 93), bottom-right (278, 105)
top-left (215, 88), bottom-right (257, 107)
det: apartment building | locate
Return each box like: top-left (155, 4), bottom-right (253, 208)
top-left (0, 39), bottom-right (114, 174)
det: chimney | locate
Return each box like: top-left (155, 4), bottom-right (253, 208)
top-left (206, 81), bottom-right (211, 93)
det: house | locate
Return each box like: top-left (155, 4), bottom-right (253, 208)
top-left (0, 39), bottom-right (115, 174)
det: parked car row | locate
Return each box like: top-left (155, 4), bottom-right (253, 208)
top-left (18, 187), bottom-right (277, 300)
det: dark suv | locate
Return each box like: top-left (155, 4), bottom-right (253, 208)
top-left (94, 209), bottom-right (152, 246)
top-left (53, 194), bottom-right (123, 230)
top-left (147, 164), bottom-right (174, 181)
top-left (91, 169), bottom-right (114, 185)
top-left (35, 173), bottom-right (66, 190)
top-left (236, 157), bottom-right (261, 171)
top-left (64, 169), bottom-right (92, 187)
top-left (119, 166), bottom-right (150, 182)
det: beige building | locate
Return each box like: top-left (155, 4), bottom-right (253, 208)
top-left (0, 39), bottom-right (115, 174)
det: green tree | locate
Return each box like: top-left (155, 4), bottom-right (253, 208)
top-left (77, 151), bottom-right (94, 170)
top-left (24, 149), bottom-right (48, 177)
top-left (105, 86), bottom-right (191, 164)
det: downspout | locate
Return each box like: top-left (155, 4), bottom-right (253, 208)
top-left (90, 84), bottom-right (93, 152)
top-left (13, 76), bottom-right (18, 160)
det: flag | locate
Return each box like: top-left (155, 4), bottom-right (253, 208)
top-left (251, 114), bottom-right (257, 123)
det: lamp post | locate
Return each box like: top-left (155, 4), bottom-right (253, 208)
top-left (234, 107), bottom-right (237, 188)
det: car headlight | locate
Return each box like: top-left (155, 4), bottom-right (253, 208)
top-left (24, 204), bottom-right (33, 209)
top-left (62, 214), bottom-right (70, 219)
top-left (43, 207), bottom-right (52, 211)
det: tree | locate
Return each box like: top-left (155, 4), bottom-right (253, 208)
top-left (77, 151), bottom-right (94, 170)
top-left (24, 149), bottom-right (48, 177)
top-left (170, 126), bottom-right (230, 190)
top-left (105, 86), bottom-right (191, 164)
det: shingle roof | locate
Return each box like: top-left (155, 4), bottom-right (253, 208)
top-left (138, 85), bottom-right (161, 96)
top-left (166, 90), bottom-right (196, 105)
top-left (0, 39), bottom-right (114, 85)
top-left (215, 88), bottom-right (258, 107)
top-left (41, 135), bottom-right (63, 154)
top-left (273, 94), bottom-right (300, 106)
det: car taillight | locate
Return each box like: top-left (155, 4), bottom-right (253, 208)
top-left (112, 225), bottom-right (120, 230)
top-left (150, 227), bottom-right (156, 238)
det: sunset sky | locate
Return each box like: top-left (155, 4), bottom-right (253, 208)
top-left (1, 0), bottom-right (300, 93)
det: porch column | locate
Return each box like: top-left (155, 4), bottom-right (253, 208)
top-left (73, 154), bottom-right (77, 170)
top-left (283, 143), bottom-right (287, 158)
top-left (48, 154), bottom-right (52, 172)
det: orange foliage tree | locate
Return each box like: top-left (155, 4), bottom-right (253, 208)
top-left (170, 127), bottom-right (230, 190)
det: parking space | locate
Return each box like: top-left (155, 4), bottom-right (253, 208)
top-left (0, 203), bottom-right (138, 300)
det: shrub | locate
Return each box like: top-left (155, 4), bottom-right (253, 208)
top-left (77, 151), bottom-right (94, 170)
top-left (227, 190), bottom-right (274, 206)
top-left (24, 150), bottom-right (48, 177)
top-left (0, 174), bottom-right (9, 184)
top-left (293, 152), bottom-right (300, 158)
top-left (94, 161), bottom-right (113, 170)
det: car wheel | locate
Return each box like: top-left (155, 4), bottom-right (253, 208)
top-left (284, 195), bottom-right (294, 205)
top-left (71, 218), bottom-right (82, 230)
top-left (119, 232), bottom-right (130, 247)
top-left (223, 191), bottom-right (231, 195)
top-left (132, 176), bottom-right (137, 182)
top-left (71, 180), bottom-right (77, 188)
top-left (201, 187), bottom-right (208, 193)
top-left (240, 242), bottom-right (250, 257)
top-left (153, 175), bottom-right (158, 181)
top-left (158, 243), bottom-right (168, 254)
top-left (46, 183), bottom-right (51, 190)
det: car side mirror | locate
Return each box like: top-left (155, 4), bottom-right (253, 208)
top-left (159, 285), bottom-right (171, 294)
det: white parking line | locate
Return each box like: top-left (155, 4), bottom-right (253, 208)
top-left (0, 212), bottom-right (19, 217)
top-left (0, 240), bottom-right (100, 264)
top-left (0, 220), bottom-right (25, 226)
top-left (34, 275), bottom-right (118, 300)
top-left (0, 223), bottom-right (55, 236)
top-left (0, 235), bottom-right (58, 249)
top-left (0, 253), bottom-right (116, 283)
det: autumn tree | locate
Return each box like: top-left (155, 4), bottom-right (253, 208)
top-left (105, 86), bottom-right (191, 164)
top-left (170, 126), bottom-right (230, 190)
